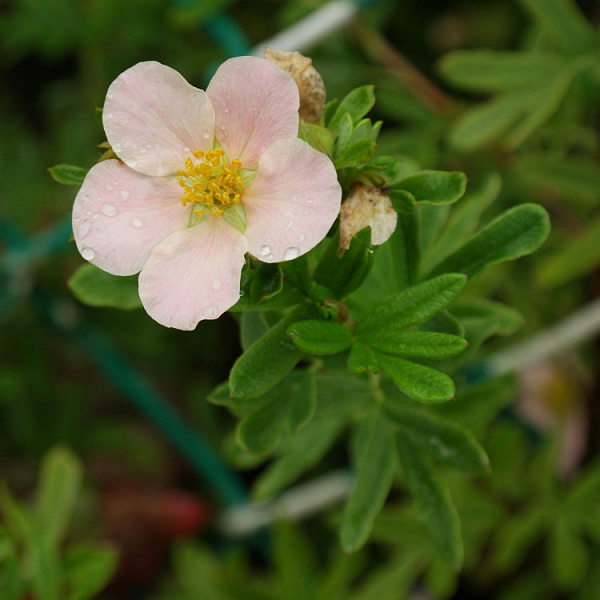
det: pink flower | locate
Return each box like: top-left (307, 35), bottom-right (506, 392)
top-left (72, 57), bottom-right (341, 330)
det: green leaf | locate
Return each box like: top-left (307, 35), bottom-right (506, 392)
top-left (361, 331), bottom-right (467, 359)
top-left (347, 340), bottom-right (380, 373)
top-left (0, 529), bottom-right (24, 600)
top-left (36, 447), bottom-right (83, 548)
top-left (439, 51), bottom-right (570, 92)
top-left (240, 311), bottom-right (274, 351)
top-left (30, 538), bottom-right (61, 600)
top-left (253, 416), bottom-right (346, 500)
top-left (341, 413), bottom-right (396, 552)
top-left (229, 306), bottom-right (307, 398)
top-left (396, 434), bottom-right (463, 569)
top-left (314, 228), bottom-right (374, 299)
top-left (389, 189), bottom-right (417, 214)
top-left (334, 113), bottom-right (354, 157)
top-left (394, 171), bottom-right (467, 205)
top-left (334, 138), bottom-right (376, 169)
top-left (517, 0), bottom-right (596, 52)
top-left (299, 121), bottom-right (335, 156)
top-left (68, 264), bottom-right (141, 310)
top-left (48, 164), bottom-right (88, 185)
top-left (430, 204), bottom-right (550, 277)
top-left (329, 85), bottom-right (375, 130)
top-left (249, 263), bottom-right (283, 304)
top-left (356, 273), bottom-right (467, 336)
top-left (287, 320), bottom-right (352, 355)
top-left (450, 299), bottom-right (524, 336)
top-left (64, 543), bottom-right (118, 600)
top-left (376, 353), bottom-right (455, 403)
top-left (384, 406), bottom-right (489, 474)
top-left (286, 370), bottom-right (317, 433)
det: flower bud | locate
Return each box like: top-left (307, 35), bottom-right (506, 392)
top-left (339, 183), bottom-right (398, 255)
top-left (264, 48), bottom-right (326, 123)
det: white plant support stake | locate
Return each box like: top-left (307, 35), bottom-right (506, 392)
top-left (252, 0), bottom-right (358, 55)
top-left (486, 297), bottom-right (600, 375)
top-left (219, 470), bottom-right (353, 537)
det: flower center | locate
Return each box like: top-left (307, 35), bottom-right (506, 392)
top-left (177, 148), bottom-right (244, 217)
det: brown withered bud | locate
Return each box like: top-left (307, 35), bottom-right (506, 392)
top-left (339, 183), bottom-right (398, 255)
top-left (264, 48), bottom-right (326, 123)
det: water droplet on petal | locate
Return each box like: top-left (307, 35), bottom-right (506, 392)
top-left (81, 247), bottom-right (95, 260)
top-left (307, 196), bottom-right (314, 204)
top-left (283, 247), bottom-right (300, 260)
top-left (105, 182), bottom-right (114, 191)
top-left (139, 146), bottom-right (147, 154)
top-left (128, 159), bottom-right (137, 168)
top-left (132, 219), bottom-right (143, 228)
top-left (286, 220), bottom-right (294, 230)
top-left (76, 220), bottom-right (91, 238)
top-left (106, 91), bottom-right (114, 99)
top-left (204, 304), bottom-right (219, 319)
top-left (101, 202), bottom-right (117, 216)
top-left (120, 190), bottom-right (129, 200)
top-left (202, 130), bottom-right (211, 140)
top-left (299, 234), bottom-right (306, 243)
top-left (93, 213), bottom-right (99, 220)
top-left (184, 146), bottom-right (190, 153)
top-left (212, 279), bottom-right (222, 291)
top-left (259, 245), bottom-right (271, 257)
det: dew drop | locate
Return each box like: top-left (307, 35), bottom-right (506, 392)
top-left (106, 91), bottom-right (114, 99)
top-left (202, 130), bottom-right (211, 139)
top-left (204, 304), bottom-right (219, 319)
top-left (212, 278), bottom-right (222, 291)
top-left (81, 247), bottom-right (95, 260)
top-left (299, 234), bottom-right (306, 243)
top-left (105, 182), bottom-right (114, 191)
top-left (120, 190), bottom-right (130, 200)
top-left (285, 220), bottom-right (294, 230)
top-left (101, 202), bottom-right (117, 216)
top-left (132, 218), bottom-right (143, 228)
top-left (184, 146), bottom-right (191, 153)
top-left (76, 220), bottom-right (91, 238)
top-left (283, 247), bottom-right (300, 260)
top-left (139, 146), bottom-right (147, 154)
top-left (93, 213), bottom-right (99, 220)
top-left (128, 158), bottom-right (137, 167)
top-left (307, 196), bottom-right (314, 204)
top-left (259, 245), bottom-right (271, 257)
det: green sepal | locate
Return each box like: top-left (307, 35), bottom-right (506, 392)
top-left (48, 164), bottom-right (88, 186)
top-left (68, 264), bottom-right (141, 310)
top-left (347, 340), bottom-right (380, 373)
top-left (393, 170), bottom-right (467, 205)
top-left (376, 352), bottom-right (455, 404)
top-left (390, 188), bottom-right (418, 214)
top-left (189, 204), bottom-right (211, 227)
top-left (314, 227), bottom-right (375, 299)
top-left (249, 263), bottom-right (283, 304)
top-left (222, 202), bottom-right (247, 233)
top-left (287, 320), bottom-right (352, 355)
top-left (299, 121), bottom-right (335, 157)
top-left (334, 113), bottom-right (354, 158)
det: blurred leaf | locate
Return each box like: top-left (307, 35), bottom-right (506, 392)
top-left (36, 447), bottom-right (82, 548)
top-left (0, 529), bottom-right (23, 600)
top-left (287, 320), bottom-right (352, 355)
top-left (48, 164), bottom-right (88, 186)
top-left (68, 264), bottom-right (141, 310)
top-left (396, 434), bottom-right (463, 569)
top-left (450, 299), bottom-right (525, 336)
top-left (64, 543), bottom-right (118, 600)
top-left (376, 353), bottom-right (455, 403)
top-left (273, 521), bottom-right (317, 600)
top-left (393, 171), bottom-right (467, 205)
top-left (517, 0), bottom-right (596, 52)
top-left (430, 204), bottom-right (550, 277)
top-left (384, 406), bottom-right (489, 474)
top-left (549, 518), bottom-right (588, 591)
top-left (171, 543), bottom-right (226, 600)
top-left (229, 307), bottom-right (307, 398)
top-left (356, 273), bottom-right (467, 336)
top-left (286, 370), bottom-right (317, 433)
top-left (341, 412), bottom-right (396, 552)
top-left (30, 538), bottom-right (61, 600)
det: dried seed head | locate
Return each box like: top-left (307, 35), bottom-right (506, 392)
top-left (264, 48), bottom-right (326, 123)
top-left (339, 183), bottom-right (398, 255)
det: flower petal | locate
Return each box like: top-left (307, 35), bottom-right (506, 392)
top-left (72, 160), bottom-right (189, 276)
top-left (242, 138), bottom-right (341, 262)
top-left (138, 218), bottom-right (248, 330)
top-left (206, 56), bottom-right (299, 168)
top-left (103, 61), bottom-right (215, 176)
